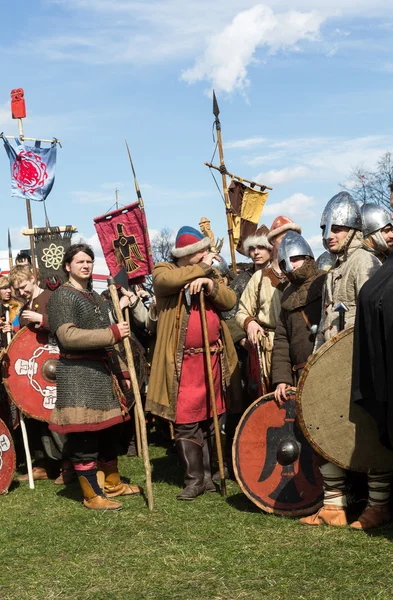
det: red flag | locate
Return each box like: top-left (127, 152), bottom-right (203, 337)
top-left (94, 202), bottom-right (153, 283)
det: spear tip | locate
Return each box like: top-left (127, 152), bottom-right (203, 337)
top-left (212, 90), bottom-right (220, 118)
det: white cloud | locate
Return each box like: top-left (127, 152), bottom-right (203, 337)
top-left (225, 137), bottom-right (267, 149)
top-left (255, 166), bottom-right (310, 186)
top-left (307, 233), bottom-right (324, 255)
top-left (235, 134), bottom-right (393, 184)
top-left (181, 5), bottom-right (325, 93)
top-left (263, 192), bottom-right (317, 219)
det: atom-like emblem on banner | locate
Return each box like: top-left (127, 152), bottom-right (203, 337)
top-left (41, 243), bottom-right (64, 271)
top-left (12, 150), bottom-right (48, 194)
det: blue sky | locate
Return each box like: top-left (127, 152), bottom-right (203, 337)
top-left (1, 0), bottom-right (393, 272)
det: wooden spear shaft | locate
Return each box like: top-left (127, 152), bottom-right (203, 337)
top-left (108, 278), bottom-right (153, 510)
top-left (124, 306), bottom-right (142, 459)
top-left (199, 290), bottom-right (226, 496)
top-left (214, 126), bottom-right (237, 275)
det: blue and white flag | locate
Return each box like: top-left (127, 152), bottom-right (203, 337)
top-left (2, 137), bottom-right (57, 202)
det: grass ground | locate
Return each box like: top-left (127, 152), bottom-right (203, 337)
top-left (1, 440), bottom-right (393, 600)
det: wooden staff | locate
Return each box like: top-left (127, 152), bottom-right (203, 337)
top-left (204, 162), bottom-right (272, 191)
top-left (124, 306), bottom-right (142, 459)
top-left (22, 226), bottom-right (77, 236)
top-left (4, 306), bottom-right (34, 489)
top-left (199, 290), bottom-right (226, 496)
top-left (256, 339), bottom-right (267, 397)
top-left (108, 278), bottom-right (153, 510)
top-left (8, 230), bottom-right (13, 270)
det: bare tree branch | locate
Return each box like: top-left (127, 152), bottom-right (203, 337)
top-left (150, 228), bottom-right (175, 263)
top-left (340, 151), bottom-right (393, 210)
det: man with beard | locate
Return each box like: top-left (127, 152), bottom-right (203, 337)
top-left (146, 226), bottom-right (241, 500)
top-left (300, 192), bottom-right (385, 529)
top-left (360, 203), bottom-right (393, 263)
top-left (271, 232), bottom-right (326, 403)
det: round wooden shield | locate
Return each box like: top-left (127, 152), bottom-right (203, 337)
top-left (2, 327), bottom-right (59, 422)
top-left (297, 327), bottom-right (393, 472)
top-left (0, 418), bottom-right (15, 494)
top-left (233, 389), bottom-right (323, 517)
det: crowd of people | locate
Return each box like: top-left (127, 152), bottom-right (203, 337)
top-left (1, 191), bottom-right (393, 531)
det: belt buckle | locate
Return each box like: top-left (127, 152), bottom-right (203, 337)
top-left (187, 347), bottom-right (196, 355)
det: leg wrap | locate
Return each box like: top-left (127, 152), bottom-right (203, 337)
top-left (320, 462), bottom-right (347, 507)
top-left (367, 471), bottom-right (392, 507)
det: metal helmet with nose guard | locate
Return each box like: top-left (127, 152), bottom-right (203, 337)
top-left (360, 203), bottom-right (391, 237)
top-left (278, 231), bottom-right (314, 274)
top-left (320, 192), bottom-right (362, 241)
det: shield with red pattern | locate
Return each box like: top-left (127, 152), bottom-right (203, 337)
top-left (0, 419), bottom-right (15, 494)
top-left (233, 388), bottom-right (323, 517)
top-left (2, 327), bottom-right (59, 422)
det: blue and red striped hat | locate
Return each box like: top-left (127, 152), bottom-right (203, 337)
top-left (171, 226), bottom-right (211, 258)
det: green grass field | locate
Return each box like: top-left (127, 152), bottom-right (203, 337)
top-left (1, 441), bottom-right (393, 600)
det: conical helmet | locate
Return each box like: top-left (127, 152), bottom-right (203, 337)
top-left (277, 231), bottom-right (314, 273)
top-left (360, 203), bottom-right (391, 237)
top-left (320, 192), bottom-right (362, 241)
top-left (316, 251), bottom-right (335, 271)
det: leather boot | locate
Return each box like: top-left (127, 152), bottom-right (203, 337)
top-left (299, 504), bottom-right (348, 527)
top-left (54, 460), bottom-right (76, 485)
top-left (176, 439), bottom-right (205, 500)
top-left (77, 475), bottom-right (122, 511)
top-left (17, 465), bottom-right (49, 482)
top-left (202, 440), bottom-right (216, 493)
top-left (350, 503), bottom-right (391, 530)
top-left (99, 460), bottom-right (143, 498)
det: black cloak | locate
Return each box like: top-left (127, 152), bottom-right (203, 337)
top-left (351, 253), bottom-right (393, 450)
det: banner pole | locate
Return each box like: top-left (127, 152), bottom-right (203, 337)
top-left (15, 113), bottom-right (38, 279)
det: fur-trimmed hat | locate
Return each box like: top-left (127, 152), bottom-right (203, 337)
top-left (171, 226), bottom-right (211, 259)
top-left (267, 215), bottom-right (301, 243)
top-left (242, 224), bottom-right (272, 256)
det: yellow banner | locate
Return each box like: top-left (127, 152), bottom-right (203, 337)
top-left (241, 187), bottom-right (269, 223)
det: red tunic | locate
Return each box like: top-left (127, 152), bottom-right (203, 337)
top-left (175, 299), bottom-right (226, 424)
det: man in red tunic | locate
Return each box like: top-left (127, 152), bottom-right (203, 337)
top-left (146, 226), bottom-right (241, 500)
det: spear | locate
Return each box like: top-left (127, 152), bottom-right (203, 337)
top-left (7, 229), bottom-right (13, 270)
top-left (125, 140), bottom-right (144, 210)
top-left (212, 91), bottom-right (237, 274)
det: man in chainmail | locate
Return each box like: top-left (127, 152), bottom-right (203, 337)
top-left (47, 243), bottom-right (142, 511)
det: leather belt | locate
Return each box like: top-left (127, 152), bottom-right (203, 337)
top-left (183, 341), bottom-right (223, 356)
top-left (292, 361), bottom-right (307, 372)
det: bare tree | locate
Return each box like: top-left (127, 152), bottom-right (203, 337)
top-left (340, 152), bottom-right (393, 210)
top-left (151, 227), bottom-right (175, 263)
